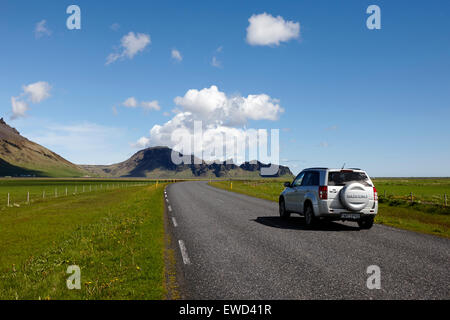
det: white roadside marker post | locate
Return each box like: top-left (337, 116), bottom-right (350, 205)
top-left (7, 193), bottom-right (10, 207)
top-left (27, 191), bottom-right (29, 204)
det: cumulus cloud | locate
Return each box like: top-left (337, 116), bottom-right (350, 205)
top-left (11, 97), bottom-right (29, 119)
top-left (106, 32), bottom-right (151, 65)
top-left (123, 97), bottom-right (138, 108)
top-left (141, 100), bottom-right (161, 111)
top-left (10, 81), bottom-right (52, 119)
top-left (122, 97), bottom-right (161, 111)
top-left (35, 20), bottom-right (51, 38)
top-left (133, 85), bottom-right (283, 164)
top-left (132, 136), bottom-right (151, 149)
top-left (173, 85), bottom-right (282, 124)
top-left (22, 81), bottom-right (52, 103)
top-left (171, 49), bottom-right (182, 62)
top-left (246, 13), bottom-right (300, 46)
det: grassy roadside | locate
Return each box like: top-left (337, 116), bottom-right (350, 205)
top-left (0, 184), bottom-right (166, 299)
top-left (209, 180), bottom-right (450, 238)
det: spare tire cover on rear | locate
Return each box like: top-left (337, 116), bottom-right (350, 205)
top-left (339, 182), bottom-right (370, 211)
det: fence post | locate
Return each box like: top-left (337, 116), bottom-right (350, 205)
top-left (410, 192), bottom-right (413, 203)
top-left (7, 193), bottom-right (10, 207)
top-left (43, 190), bottom-right (45, 199)
top-left (27, 191), bottom-right (29, 204)
top-left (445, 193), bottom-right (448, 207)
top-left (66, 187), bottom-right (68, 196)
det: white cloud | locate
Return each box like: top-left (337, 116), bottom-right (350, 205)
top-left (110, 23), bottom-right (120, 31)
top-left (106, 32), bottom-right (151, 65)
top-left (173, 85), bottom-right (282, 124)
top-left (112, 106), bottom-right (118, 115)
top-left (10, 81), bottom-right (52, 119)
top-left (22, 81), bottom-right (52, 103)
top-left (11, 97), bottom-right (29, 119)
top-left (134, 85), bottom-right (284, 163)
top-left (35, 20), bottom-right (51, 38)
top-left (211, 56), bottom-right (221, 68)
top-left (122, 97), bottom-right (160, 111)
top-left (123, 97), bottom-right (138, 108)
top-left (132, 136), bottom-right (151, 149)
top-left (246, 13), bottom-right (300, 46)
top-left (141, 100), bottom-right (161, 111)
top-left (171, 49), bottom-right (182, 62)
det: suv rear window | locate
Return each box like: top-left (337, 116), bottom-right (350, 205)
top-left (327, 171), bottom-right (371, 186)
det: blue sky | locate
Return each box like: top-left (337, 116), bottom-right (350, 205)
top-left (1, 0), bottom-right (449, 176)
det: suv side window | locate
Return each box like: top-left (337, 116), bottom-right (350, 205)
top-left (292, 171), bottom-right (305, 187)
top-left (302, 171), bottom-right (320, 186)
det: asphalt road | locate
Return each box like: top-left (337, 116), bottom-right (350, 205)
top-left (166, 181), bottom-right (449, 299)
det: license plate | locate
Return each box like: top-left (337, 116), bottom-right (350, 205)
top-left (341, 213), bottom-right (360, 219)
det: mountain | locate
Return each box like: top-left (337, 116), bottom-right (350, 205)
top-left (81, 146), bottom-right (293, 178)
top-left (0, 118), bottom-right (86, 177)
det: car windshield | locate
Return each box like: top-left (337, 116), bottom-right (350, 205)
top-left (328, 171), bottom-right (371, 186)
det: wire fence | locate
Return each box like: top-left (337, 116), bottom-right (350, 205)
top-left (0, 181), bottom-right (157, 209)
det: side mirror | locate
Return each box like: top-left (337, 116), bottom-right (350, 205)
top-left (284, 182), bottom-right (291, 188)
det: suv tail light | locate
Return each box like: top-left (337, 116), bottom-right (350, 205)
top-left (319, 186), bottom-right (328, 200)
top-left (373, 187), bottom-right (378, 201)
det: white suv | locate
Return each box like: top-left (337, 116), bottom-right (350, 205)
top-left (279, 168), bottom-right (378, 229)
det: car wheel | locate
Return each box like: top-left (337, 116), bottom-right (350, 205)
top-left (358, 216), bottom-right (374, 229)
top-left (304, 204), bottom-right (316, 227)
top-left (279, 198), bottom-right (290, 219)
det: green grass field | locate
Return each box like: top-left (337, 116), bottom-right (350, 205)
top-left (209, 179), bottom-right (450, 238)
top-left (0, 179), bottom-right (156, 209)
top-left (0, 180), bottom-right (166, 299)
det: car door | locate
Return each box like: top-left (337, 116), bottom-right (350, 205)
top-left (284, 171), bottom-right (305, 212)
top-left (293, 171), bottom-right (314, 213)
top-left (298, 171), bottom-right (320, 213)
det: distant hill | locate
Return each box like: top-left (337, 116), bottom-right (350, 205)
top-left (81, 146), bottom-right (293, 179)
top-left (0, 118), bottom-right (86, 177)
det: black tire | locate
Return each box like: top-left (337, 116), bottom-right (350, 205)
top-left (304, 203), bottom-right (316, 227)
top-left (358, 216), bottom-right (374, 229)
top-left (279, 198), bottom-right (290, 219)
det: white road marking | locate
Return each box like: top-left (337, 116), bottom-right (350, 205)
top-left (168, 205), bottom-right (172, 212)
top-left (172, 217), bottom-right (178, 227)
top-left (178, 240), bottom-right (191, 265)
top-left (166, 198), bottom-right (169, 203)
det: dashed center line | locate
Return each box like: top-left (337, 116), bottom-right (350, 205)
top-left (172, 217), bottom-right (178, 227)
top-left (178, 240), bottom-right (191, 265)
top-left (168, 205), bottom-right (172, 212)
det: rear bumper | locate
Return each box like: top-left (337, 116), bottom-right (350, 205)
top-left (316, 201), bottom-right (378, 218)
